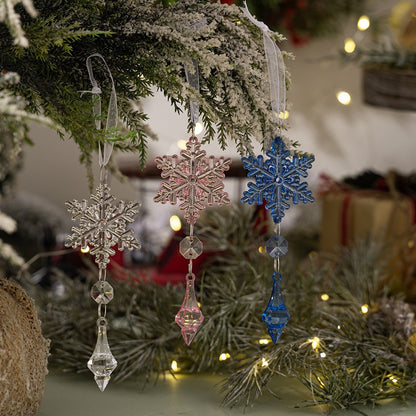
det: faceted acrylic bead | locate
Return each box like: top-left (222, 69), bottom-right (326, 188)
top-left (175, 273), bottom-right (204, 345)
top-left (262, 272), bottom-right (290, 344)
top-left (91, 281), bottom-right (114, 304)
top-left (87, 319), bottom-right (117, 391)
top-left (266, 235), bottom-right (288, 259)
top-left (179, 236), bottom-right (203, 259)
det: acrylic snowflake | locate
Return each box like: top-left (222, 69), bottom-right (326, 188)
top-left (154, 136), bottom-right (231, 224)
top-left (65, 184), bottom-right (140, 269)
top-left (241, 137), bottom-right (314, 223)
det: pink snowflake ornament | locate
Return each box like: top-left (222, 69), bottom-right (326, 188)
top-left (154, 136), bottom-right (232, 224)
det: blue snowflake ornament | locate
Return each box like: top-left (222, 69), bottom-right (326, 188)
top-left (241, 137), bottom-right (314, 223)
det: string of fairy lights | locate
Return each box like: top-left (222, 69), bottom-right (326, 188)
top-left (130, 13), bottom-right (375, 372)
top-left (336, 14), bottom-right (371, 106)
top-left (74, 13), bottom-right (379, 375)
top-left (166, 295), bottom-right (374, 372)
top-left (166, 16), bottom-right (375, 239)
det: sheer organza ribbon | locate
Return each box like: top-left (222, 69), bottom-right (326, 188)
top-left (184, 59), bottom-right (200, 125)
top-left (83, 53), bottom-right (118, 168)
top-left (241, 1), bottom-right (286, 123)
top-left (184, 19), bottom-right (207, 126)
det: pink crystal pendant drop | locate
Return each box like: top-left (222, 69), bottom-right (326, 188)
top-left (154, 135), bottom-right (231, 345)
top-left (175, 273), bottom-right (204, 345)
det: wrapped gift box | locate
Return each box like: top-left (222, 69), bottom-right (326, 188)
top-left (320, 190), bottom-right (415, 253)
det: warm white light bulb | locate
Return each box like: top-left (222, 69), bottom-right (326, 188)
top-left (344, 38), bottom-right (356, 53)
top-left (169, 215), bottom-right (182, 231)
top-left (219, 352), bottom-right (231, 361)
top-left (357, 15), bottom-right (370, 31)
top-left (320, 352), bottom-right (327, 358)
top-left (336, 91), bottom-right (351, 105)
top-left (194, 122), bottom-right (203, 135)
top-left (261, 357), bottom-right (269, 367)
top-left (171, 360), bottom-right (178, 371)
top-left (278, 110), bottom-right (289, 120)
top-left (389, 376), bottom-right (398, 384)
top-left (177, 139), bottom-right (187, 150)
top-left (320, 293), bottom-right (329, 301)
top-left (309, 337), bottom-right (320, 350)
top-left (258, 338), bottom-right (270, 345)
top-left (361, 304), bottom-right (369, 314)
top-left (81, 246), bottom-right (90, 253)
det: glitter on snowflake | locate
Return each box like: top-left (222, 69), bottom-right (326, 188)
top-left (241, 137), bottom-right (314, 223)
top-left (154, 136), bottom-right (232, 224)
top-left (65, 184), bottom-right (140, 269)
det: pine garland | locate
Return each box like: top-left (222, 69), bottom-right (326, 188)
top-left (0, 0), bottom-right (290, 169)
top-left (21, 204), bottom-right (416, 413)
top-left (0, 0), bottom-right (38, 47)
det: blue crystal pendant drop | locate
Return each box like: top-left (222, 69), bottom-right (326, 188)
top-left (262, 272), bottom-right (290, 343)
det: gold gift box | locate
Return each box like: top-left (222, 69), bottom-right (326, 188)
top-left (320, 190), bottom-right (414, 253)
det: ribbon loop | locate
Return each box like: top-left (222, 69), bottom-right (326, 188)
top-left (85, 53), bottom-right (118, 167)
top-left (91, 86), bottom-right (102, 95)
top-left (184, 19), bottom-right (207, 129)
top-left (184, 58), bottom-right (200, 126)
top-left (241, 1), bottom-right (286, 124)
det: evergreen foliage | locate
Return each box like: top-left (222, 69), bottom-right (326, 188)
top-left (0, 0), bottom-right (288, 168)
top-left (21, 204), bottom-right (416, 413)
top-left (0, 71), bottom-right (53, 195)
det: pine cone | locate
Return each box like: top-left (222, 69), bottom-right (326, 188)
top-left (367, 297), bottom-right (415, 340)
top-left (0, 279), bottom-right (50, 416)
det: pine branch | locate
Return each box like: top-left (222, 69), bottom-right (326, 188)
top-left (20, 203), bottom-right (416, 412)
top-left (1, 0), bottom-right (290, 168)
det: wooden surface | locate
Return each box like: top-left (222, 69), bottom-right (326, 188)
top-left (38, 372), bottom-right (416, 416)
top-left (118, 159), bottom-right (247, 179)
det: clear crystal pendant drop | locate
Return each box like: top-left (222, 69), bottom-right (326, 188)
top-left (262, 272), bottom-right (290, 344)
top-left (175, 273), bottom-right (204, 345)
top-left (87, 318), bottom-right (117, 392)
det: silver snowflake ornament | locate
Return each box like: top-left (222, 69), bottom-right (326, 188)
top-left (241, 137), bottom-right (314, 223)
top-left (65, 184), bottom-right (140, 269)
top-left (154, 136), bottom-right (231, 224)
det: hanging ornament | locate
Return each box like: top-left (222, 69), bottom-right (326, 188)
top-left (241, 137), bottom-right (314, 343)
top-left (65, 184), bottom-right (140, 269)
top-left (154, 53), bottom-right (231, 345)
top-left (240, 3), bottom-right (315, 344)
top-left (241, 137), bottom-right (314, 223)
top-left (154, 136), bottom-right (231, 344)
top-left (65, 54), bottom-right (140, 390)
